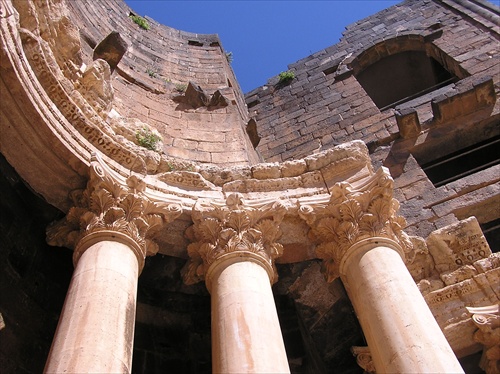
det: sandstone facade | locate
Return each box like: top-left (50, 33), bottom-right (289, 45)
top-left (0, 0), bottom-right (498, 373)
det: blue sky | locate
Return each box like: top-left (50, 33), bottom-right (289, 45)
top-left (125, 1), bottom-right (401, 93)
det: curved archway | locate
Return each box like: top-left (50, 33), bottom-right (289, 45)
top-left (351, 35), bottom-right (468, 110)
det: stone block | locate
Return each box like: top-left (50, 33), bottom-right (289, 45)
top-left (426, 217), bottom-right (492, 274)
top-left (251, 162), bottom-right (281, 179)
top-left (93, 31), bottom-right (128, 70)
top-left (281, 159), bottom-right (307, 178)
top-left (395, 107), bottom-right (421, 138)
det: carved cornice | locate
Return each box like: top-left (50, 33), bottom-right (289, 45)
top-left (299, 167), bottom-right (413, 282)
top-left (466, 305), bottom-right (500, 374)
top-left (183, 193), bottom-right (287, 285)
top-left (47, 154), bottom-right (182, 270)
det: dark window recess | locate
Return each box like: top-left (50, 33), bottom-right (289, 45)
top-left (247, 99), bottom-right (259, 109)
top-left (481, 218), bottom-right (500, 253)
top-left (323, 64), bottom-right (339, 76)
top-left (188, 40), bottom-right (203, 46)
top-left (421, 135), bottom-right (500, 187)
top-left (356, 51), bottom-right (459, 110)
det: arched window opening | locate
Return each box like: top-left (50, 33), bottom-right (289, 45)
top-left (356, 50), bottom-right (459, 110)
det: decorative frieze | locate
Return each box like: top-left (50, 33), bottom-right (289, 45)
top-left (298, 167), bottom-right (413, 281)
top-left (183, 193), bottom-right (287, 285)
top-left (426, 216), bottom-right (491, 274)
top-left (47, 154), bottom-right (182, 270)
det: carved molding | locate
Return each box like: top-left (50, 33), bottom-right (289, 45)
top-left (183, 193), bottom-right (287, 285)
top-left (47, 154), bottom-right (182, 270)
top-left (467, 305), bottom-right (500, 374)
top-left (0, 0), bottom-right (15, 18)
top-left (299, 167), bottom-right (413, 282)
top-left (351, 346), bottom-right (375, 374)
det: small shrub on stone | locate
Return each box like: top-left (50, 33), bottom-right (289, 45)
top-left (225, 52), bottom-right (233, 64)
top-left (136, 127), bottom-right (162, 151)
top-left (175, 83), bottom-right (187, 93)
top-left (129, 15), bottom-right (150, 30)
top-left (278, 70), bottom-right (295, 84)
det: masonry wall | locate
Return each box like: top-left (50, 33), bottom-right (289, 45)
top-left (245, 0), bottom-right (500, 245)
top-left (66, 0), bottom-right (259, 166)
top-left (0, 154), bottom-right (73, 373)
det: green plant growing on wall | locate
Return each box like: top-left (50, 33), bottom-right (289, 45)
top-left (225, 51), bottom-right (233, 64)
top-left (278, 70), bottom-right (295, 84)
top-left (175, 83), bottom-right (187, 93)
top-left (129, 14), bottom-right (150, 30)
top-left (136, 127), bottom-right (162, 151)
top-left (146, 69), bottom-right (157, 78)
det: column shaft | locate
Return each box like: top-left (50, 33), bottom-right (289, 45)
top-left (209, 258), bottom-right (290, 374)
top-left (44, 240), bottom-right (139, 373)
top-left (341, 239), bottom-right (464, 373)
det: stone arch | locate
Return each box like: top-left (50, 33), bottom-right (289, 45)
top-left (348, 34), bottom-right (469, 110)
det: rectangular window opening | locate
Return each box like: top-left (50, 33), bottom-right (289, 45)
top-left (420, 135), bottom-right (500, 187)
top-left (247, 99), bottom-right (260, 109)
top-left (481, 218), bottom-right (500, 253)
top-left (188, 40), bottom-right (204, 47)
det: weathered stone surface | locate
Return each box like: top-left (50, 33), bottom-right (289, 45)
top-left (79, 59), bottom-right (114, 118)
top-left (93, 31), bottom-right (128, 70)
top-left (395, 107), bottom-right (421, 138)
top-left (427, 217), bottom-right (492, 274)
top-left (1, 0), bottom-right (499, 372)
top-left (245, 0), bottom-right (499, 249)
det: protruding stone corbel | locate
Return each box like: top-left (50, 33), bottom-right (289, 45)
top-left (351, 346), bottom-right (375, 374)
top-left (183, 193), bottom-right (287, 286)
top-left (466, 305), bottom-right (500, 374)
top-left (298, 167), bottom-right (413, 282)
top-left (47, 153), bottom-right (182, 272)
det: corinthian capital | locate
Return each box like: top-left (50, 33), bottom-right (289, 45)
top-left (299, 167), bottom-right (413, 282)
top-left (466, 305), bottom-right (500, 374)
top-left (183, 193), bottom-right (287, 285)
top-left (47, 154), bottom-right (182, 269)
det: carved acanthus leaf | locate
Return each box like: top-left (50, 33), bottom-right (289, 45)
top-left (120, 194), bottom-right (144, 222)
top-left (46, 154), bottom-right (182, 261)
top-left (184, 242), bottom-right (205, 285)
top-left (254, 219), bottom-right (281, 247)
top-left (90, 188), bottom-right (115, 215)
top-left (299, 167), bottom-right (413, 282)
top-left (183, 193), bottom-right (287, 285)
top-left (315, 217), bottom-right (340, 242)
top-left (227, 210), bottom-right (251, 232)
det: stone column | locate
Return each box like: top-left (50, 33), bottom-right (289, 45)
top-left (184, 194), bottom-right (290, 374)
top-left (300, 167), bottom-right (464, 374)
top-left (45, 155), bottom-right (181, 373)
